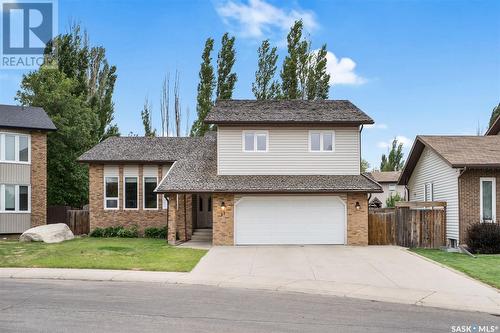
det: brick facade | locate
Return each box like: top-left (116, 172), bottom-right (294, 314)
top-left (347, 192), bottom-right (369, 245)
top-left (30, 131), bottom-right (47, 228)
top-left (458, 169), bottom-right (500, 243)
top-left (88, 164), bottom-right (170, 234)
top-left (166, 193), bottom-right (193, 244)
top-left (212, 193), bottom-right (234, 245)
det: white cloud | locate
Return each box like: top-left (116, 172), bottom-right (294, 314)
top-left (215, 0), bottom-right (318, 39)
top-left (365, 123), bottom-right (388, 130)
top-left (324, 51), bottom-right (366, 85)
top-left (377, 136), bottom-right (413, 149)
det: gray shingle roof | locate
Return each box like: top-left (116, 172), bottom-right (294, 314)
top-left (0, 104), bottom-right (56, 131)
top-left (205, 100), bottom-right (374, 125)
top-left (155, 135), bottom-right (382, 193)
top-left (78, 136), bottom-right (207, 163)
top-left (368, 171), bottom-right (401, 183)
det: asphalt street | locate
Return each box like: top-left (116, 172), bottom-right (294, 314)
top-left (0, 279), bottom-right (498, 333)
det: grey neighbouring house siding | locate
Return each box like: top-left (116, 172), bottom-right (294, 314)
top-left (217, 126), bottom-right (360, 175)
top-left (407, 147), bottom-right (460, 241)
top-left (0, 214), bottom-right (31, 233)
top-left (0, 163), bottom-right (30, 184)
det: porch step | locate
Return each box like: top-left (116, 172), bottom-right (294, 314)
top-left (191, 229), bottom-right (213, 242)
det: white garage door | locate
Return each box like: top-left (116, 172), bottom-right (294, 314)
top-left (235, 196), bottom-right (346, 245)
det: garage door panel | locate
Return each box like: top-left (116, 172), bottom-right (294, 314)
top-left (235, 196), bottom-right (345, 245)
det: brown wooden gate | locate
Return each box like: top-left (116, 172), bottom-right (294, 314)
top-left (368, 202), bottom-right (446, 248)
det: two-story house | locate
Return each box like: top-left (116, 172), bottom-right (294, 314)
top-left (0, 105), bottom-right (56, 234)
top-left (80, 100), bottom-right (382, 245)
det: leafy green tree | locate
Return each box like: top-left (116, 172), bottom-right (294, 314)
top-left (361, 159), bottom-right (370, 173)
top-left (307, 45), bottom-right (330, 100)
top-left (281, 20), bottom-right (303, 99)
top-left (281, 20), bottom-right (330, 100)
top-left (489, 103), bottom-right (500, 127)
top-left (216, 33), bottom-right (237, 100)
top-left (141, 97), bottom-right (156, 137)
top-left (386, 192), bottom-right (402, 208)
top-left (17, 67), bottom-right (98, 207)
top-left (191, 38), bottom-right (216, 137)
top-left (380, 138), bottom-right (405, 171)
top-left (252, 39), bottom-right (280, 100)
top-left (44, 24), bottom-right (119, 141)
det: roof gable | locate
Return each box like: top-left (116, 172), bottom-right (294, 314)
top-left (0, 104), bottom-right (56, 131)
top-left (399, 135), bottom-right (500, 184)
top-left (205, 100), bottom-right (374, 125)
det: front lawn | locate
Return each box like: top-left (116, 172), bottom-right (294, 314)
top-left (0, 238), bottom-right (207, 272)
top-left (411, 248), bottom-right (500, 289)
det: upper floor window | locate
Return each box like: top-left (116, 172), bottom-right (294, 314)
top-left (309, 131), bottom-right (334, 152)
top-left (389, 184), bottom-right (396, 191)
top-left (0, 133), bottom-right (30, 163)
top-left (480, 177), bottom-right (496, 222)
top-left (243, 131), bottom-right (268, 152)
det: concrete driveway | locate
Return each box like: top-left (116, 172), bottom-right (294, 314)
top-left (189, 246), bottom-right (500, 314)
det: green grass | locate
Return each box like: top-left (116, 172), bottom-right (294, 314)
top-left (0, 238), bottom-right (207, 272)
top-left (411, 248), bottom-right (500, 289)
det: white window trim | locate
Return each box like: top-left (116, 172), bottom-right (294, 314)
top-left (143, 176), bottom-right (159, 210)
top-left (424, 182), bottom-right (434, 202)
top-left (308, 130), bottom-right (335, 152)
top-left (388, 184), bottom-right (397, 191)
top-left (0, 184), bottom-right (31, 213)
top-left (480, 177), bottom-right (496, 222)
top-left (0, 132), bottom-right (31, 164)
top-left (104, 176), bottom-right (119, 210)
top-left (123, 176), bottom-right (139, 210)
top-left (242, 130), bottom-right (269, 152)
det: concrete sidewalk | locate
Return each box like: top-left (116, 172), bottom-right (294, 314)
top-left (1, 266), bottom-right (499, 315)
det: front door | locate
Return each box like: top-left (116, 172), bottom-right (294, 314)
top-left (196, 194), bottom-right (213, 229)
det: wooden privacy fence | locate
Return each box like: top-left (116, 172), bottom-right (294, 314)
top-left (368, 201), bottom-right (446, 248)
top-left (47, 206), bottom-right (90, 235)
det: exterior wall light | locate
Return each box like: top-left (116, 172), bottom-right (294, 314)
top-left (221, 201), bottom-right (226, 216)
top-left (355, 202), bottom-right (361, 210)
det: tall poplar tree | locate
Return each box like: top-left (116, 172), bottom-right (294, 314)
top-left (380, 139), bottom-right (405, 171)
top-left (489, 103), bottom-right (500, 127)
top-left (306, 44), bottom-right (330, 100)
top-left (216, 33), bottom-right (237, 100)
top-left (252, 39), bottom-right (280, 99)
top-left (280, 20), bottom-right (303, 99)
top-left (190, 38), bottom-right (215, 137)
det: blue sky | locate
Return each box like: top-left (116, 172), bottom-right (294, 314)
top-left (1, 0), bottom-right (499, 169)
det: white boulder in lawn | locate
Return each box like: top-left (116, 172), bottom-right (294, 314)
top-left (20, 224), bottom-right (74, 243)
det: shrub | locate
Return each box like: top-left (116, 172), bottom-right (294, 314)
top-left (89, 227), bottom-right (104, 237)
top-left (466, 222), bottom-right (500, 254)
top-left (144, 227), bottom-right (167, 239)
top-left (102, 226), bottom-right (124, 237)
top-left (117, 226), bottom-right (138, 238)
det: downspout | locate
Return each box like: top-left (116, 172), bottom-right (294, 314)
top-left (184, 194), bottom-right (188, 241)
top-left (457, 167), bottom-right (467, 244)
top-left (165, 194), bottom-right (170, 243)
top-left (359, 125), bottom-right (364, 174)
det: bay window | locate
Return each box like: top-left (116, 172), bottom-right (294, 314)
top-left (104, 176), bottom-right (119, 209)
top-left (124, 177), bottom-right (138, 209)
top-left (144, 177), bottom-right (158, 209)
top-left (480, 178), bottom-right (496, 222)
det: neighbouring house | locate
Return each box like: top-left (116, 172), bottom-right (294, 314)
top-left (0, 105), bottom-right (56, 234)
top-left (398, 135), bottom-right (500, 247)
top-left (485, 115), bottom-right (500, 136)
top-left (367, 171), bottom-right (405, 207)
top-left (80, 100), bottom-right (382, 245)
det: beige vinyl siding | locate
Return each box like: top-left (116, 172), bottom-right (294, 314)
top-left (407, 147), bottom-right (460, 240)
top-left (0, 213), bottom-right (31, 233)
top-left (218, 126), bottom-right (360, 175)
top-left (0, 163), bottom-right (30, 184)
